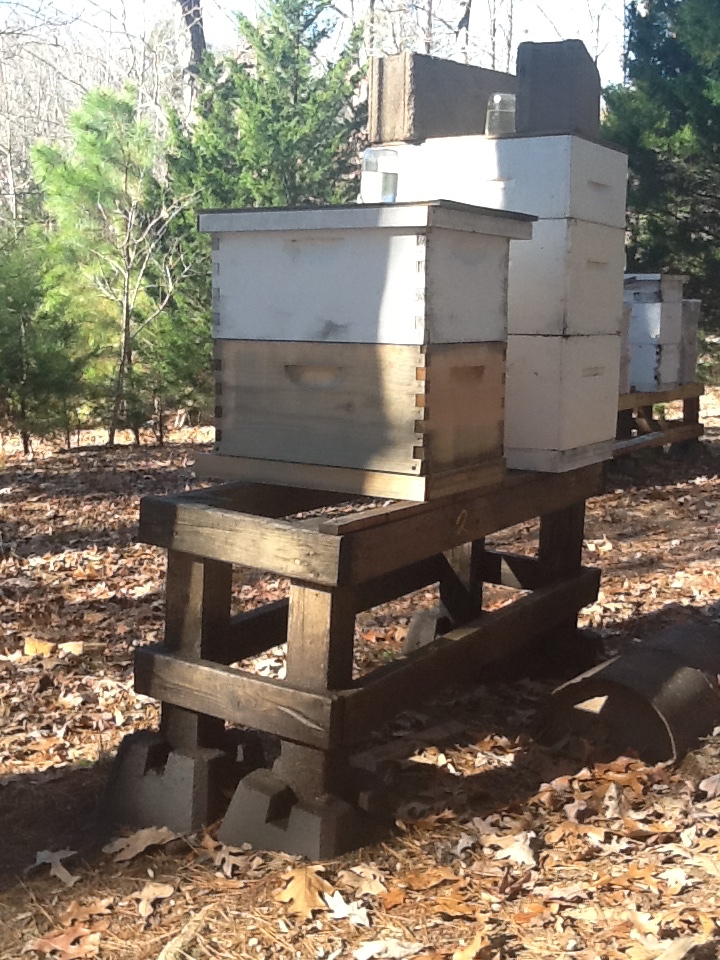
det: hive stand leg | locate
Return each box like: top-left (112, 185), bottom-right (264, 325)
top-left (440, 540), bottom-right (485, 626)
top-left (536, 502), bottom-right (598, 674)
top-left (219, 583), bottom-right (369, 858)
top-left (616, 408), bottom-right (635, 442)
top-left (110, 551), bottom-right (245, 833)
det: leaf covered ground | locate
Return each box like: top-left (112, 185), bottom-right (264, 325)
top-left (2, 393), bottom-right (720, 960)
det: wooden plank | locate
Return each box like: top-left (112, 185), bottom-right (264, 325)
top-left (538, 502), bottom-right (585, 579)
top-left (216, 340), bottom-right (425, 475)
top-left (195, 452), bottom-right (505, 503)
top-left (477, 550), bottom-right (546, 590)
top-left (222, 600), bottom-right (290, 664)
top-left (439, 543), bottom-right (484, 624)
top-left (285, 584), bottom-right (357, 691)
top-left (139, 496), bottom-right (343, 586)
top-left (165, 550), bottom-right (232, 663)
top-left (179, 481), bottom-right (359, 518)
top-left (423, 343), bottom-right (505, 469)
top-left (195, 452), bottom-right (430, 500)
top-left (135, 646), bottom-right (335, 749)
top-left (335, 567), bottom-right (600, 746)
top-left (613, 423), bottom-right (703, 457)
top-left (618, 382), bottom-right (704, 411)
top-left (342, 464), bottom-right (603, 583)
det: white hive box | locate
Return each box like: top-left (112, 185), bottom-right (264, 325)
top-left (390, 134), bottom-right (628, 227)
top-left (201, 202), bottom-right (532, 345)
top-left (679, 299), bottom-right (701, 384)
top-left (197, 201), bottom-right (534, 502)
top-left (624, 273), bottom-right (687, 304)
top-left (630, 343), bottom-right (681, 392)
top-left (627, 302), bottom-right (683, 345)
top-left (507, 218), bottom-right (625, 336)
top-left (504, 334), bottom-right (621, 471)
top-left (382, 134), bottom-right (627, 336)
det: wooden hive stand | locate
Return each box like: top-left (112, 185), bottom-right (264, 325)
top-left (109, 465), bottom-right (602, 858)
top-left (615, 382), bottom-right (704, 456)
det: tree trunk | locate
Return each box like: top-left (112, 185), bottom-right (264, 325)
top-left (177, 0), bottom-right (206, 68)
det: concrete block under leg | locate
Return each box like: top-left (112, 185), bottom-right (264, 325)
top-left (218, 768), bottom-right (369, 858)
top-left (108, 730), bottom-right (240, 834)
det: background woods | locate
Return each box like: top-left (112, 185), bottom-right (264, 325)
top-left (0, 0), bottom-right (717, 451)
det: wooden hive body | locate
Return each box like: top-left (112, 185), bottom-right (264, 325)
top-left (198, 201), bottom-right (533, 501)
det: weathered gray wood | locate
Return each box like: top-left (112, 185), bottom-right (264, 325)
top-left (538, 502), bottom-right (585, 580)
top-left (165, 550), bottom-right (232, 662)
top-left (135, 646), bottom-right (336, 749)
top-left (179, 481), bottom-right (358, 517)
top-left (336, 567), bottom-right (601, 746)
top-left (476, 550), bottom-right (547, 590)
top-left (613, 423), bottom-right (703, 456)
top-left (342, 464), bottom-right (602, 583)
top-left (221, 600), bottom-right (290, 664)
top-left (140, 497), bottom-right (344, 586)
top-left (617, 382), bottom-right (703, 411)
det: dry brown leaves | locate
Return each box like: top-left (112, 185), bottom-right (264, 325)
top-left (3, 401), bottom-right (720, 960)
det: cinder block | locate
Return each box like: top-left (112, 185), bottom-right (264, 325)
top-left (368, 51), bottom-right (516, 144)
top-left (515, 40), bottom-right (601, 139)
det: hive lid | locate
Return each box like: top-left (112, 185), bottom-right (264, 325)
top-left (198, 199), bottom-right (535, 240)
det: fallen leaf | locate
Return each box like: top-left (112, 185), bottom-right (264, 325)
top-left (30, 849), bottom-right (80, 887)
top-left (25, 923), bottom-right (101, 960)
top-left (337, 864), bottom-right (387, 897)
top-left (698, 772), bottom-right (720, 799)
top-left (323, 890), bottom-right (371, 927)
top-left (58, 641), bottom-right (84, 656)
top-left (403, 865), bottom-right (457, 891)
top-left (61, 900), bottom-right (113, 926)
top-left (381, 887), bottom-right (406, 910)
top-left (353, 940), bottom-right (424, 960)
top-left (433, 896), bottom-right (477, 918)
top-left (134, 881), bottom-right (174, 918)
top-left (102, 826), bottom-right (179, 862)
top-left (654, 937), bottom-right (715, 960)
top-left (493, 831), bottom-right (537, 867)
top-left (452, 926), bottom-right (491, 960)
top-left (275, 865), bottom-right (333, 920)
top-left (659, 867), bottom-right (690, 896)
top-left (23, 638), bottom-right (57, 658)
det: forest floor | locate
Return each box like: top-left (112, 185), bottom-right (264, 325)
top-left (2, 391), bottom-right (720, 960)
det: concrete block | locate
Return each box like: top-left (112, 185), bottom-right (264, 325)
top-left (218, 769), bottom-right (372, 858)
top-left (504, 333), bottom-right (621, 471)
top-left (108, 731), bottom-right (241, 834)
top-left (368, 51), bottom-right (516, 144)
top-left (515, 40), bottom-right (601, 139)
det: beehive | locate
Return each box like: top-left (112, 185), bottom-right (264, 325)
top-left (197, 201), bottom-right (534, 501)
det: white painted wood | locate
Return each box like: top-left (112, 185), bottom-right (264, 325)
top-left (199, 202), bottom-right (532, 238)
top-left (202, 201), bottom-right (532, 344)
top-left (390, 134), bottom-right (628, 227)
top-left (507, 218), bottom-right (626, 336)
top-left (630, 342), bottom-right (681, 391)
top-left (504, 334), bottom-right (621, 470)
top-left (624, 273), bottom-right (687, 304)
top-left (628, 302), bottom-right (683, 345)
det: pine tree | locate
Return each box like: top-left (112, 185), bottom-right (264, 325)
top-left (32, 89), bottom-right (196, 445)
top-left (162, 0), bottom-right (365, 381)
top-left (0, 230), bottom-right (84, 453)
top-left (604, 0), bottom-right (720, 329)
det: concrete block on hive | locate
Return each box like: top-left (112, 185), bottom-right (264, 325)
top-left (515, 40), bottom-right (601, 139)
top-left (368, 51), bottom-right (516, 144)
top-left (504, 334), bottom-right (621, 471)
